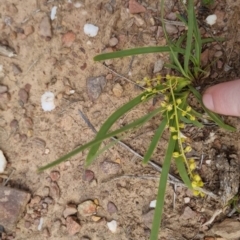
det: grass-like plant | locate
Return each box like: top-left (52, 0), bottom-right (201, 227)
top-left (39, 0), bottom-right (235, 239)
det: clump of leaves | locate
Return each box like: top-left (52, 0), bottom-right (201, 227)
top-left (39, 0), bottom-right (235, 239)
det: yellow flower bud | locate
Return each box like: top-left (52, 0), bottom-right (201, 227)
top-left (192, 181), bottom-right (198, 188)
top-left (179, 123), bottom-right (185, 128)
top-left (176, 99), bottom-right (182, 104)
top-left (141, 96), bottom-right (146, 101)
top-left (190, 116), bottom-right (196, 121)
top-left (147, 88), bottom-right (152, 92)
top-left (172, 135), bottom-right (178, 140)
top-left (193, 190), bottom-right (200, 196)
top-left (166, 104), bottom-right (173, 111)
top-left (164, 95), bottom-right (169, 101)
top-left (189, 162), bottom-right (196, 170)
top-left (193, 174), bottom-right (201, 182)
top-left (181, 111), bottom-right (187, 117)
top-left (173, 152), bottom-right (180, 158)
top-left (186, 106), bottom-right (192, 112)
top-left (169, 127), bottom-right (176, 132)
top-left (161, 101), bottom-right (167, 107)
top-left (198, 181), bottom-right (204, 187)
top-left (189, 158), bottom-right (195, 164)
top-left (185, 146), bottom-right (192, 153)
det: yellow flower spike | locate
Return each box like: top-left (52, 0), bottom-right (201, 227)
top-left (191, 181), bottom-right (198, 188)
top-left (176, 99), bottom-right (182, 104)
top-left (193, 190), bottom-right (200, 196)
top-left (184, 146), bottom-right (192, 153)
top-left (169, 127), bottom-right (176, 132)
top-left (193, 174), bottom-right (201, 182)
top-left (172, 135), bottom-right (178, 140)
top-left (166, 104), bottom-right (173, 111)
top-left (173, 152), bottom-right (180, 158)
top-left (186, 106), bottom-right (192, 112)
top-left (190, 116), bottom-right (196, 121)
top-left (189, 162), bottom-right (196, 170)
top-left (179, 123), bottom-right (185, 128)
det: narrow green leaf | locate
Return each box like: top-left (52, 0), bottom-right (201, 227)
top-left (184, 0), bottom-right (194, 73)
top-left (86, 107), bottom-right (162, 165)
top-left (86, 93), bottom-right (144, 163)
top-left (150, 135), bottom-right (176, 240)
top-left (39, 107), bottom-right (162, 171)
top-left (175, 157), bottom-right (192, 189)
top-left (188, 86), bottom-right (236, 131)
top-left (202, 37), bottom-right (224, 44)
top-left (180, 116), bottom-right (203, 128)
top-left (143, 117), bottom-right (167, 164)
top-left (94, 46), bottom-right (185, 61)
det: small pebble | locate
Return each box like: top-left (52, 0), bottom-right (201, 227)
top-left (41, 92), bottom-right (55, 112)
top-left (66, 216), bottom-right (81, 236)
top-left (82, 170), bottom-right (95, 182)
top-left (7, 4), bottom-right (18, 15)
top-left (18, 88), bottom-right (28, 103)
top-left (100, 160), bottom-right (121, 174)
top-left (109, 37), bottom-right (118, 47)
top-left (42, 186), bottom-right (50, 196)
top-left (87, 76), bottom-right (107, 100)
top-left (149, 200), bottom-right (156, 208)
top-left (181, 206), bottom-right (197, 219)
top-left (129, 0), bottom-right (146, 14)
top-left (184, 197), bottom-right (190, 204)
top-left (0, 85), bottom-right (8, 94)
top-left (38, 16), bottom-right (52, 40)
top-left (63, 204), bottom-right (77, 218)
top-left (206, 14), bottom-right (217, 26)
top-left (165, 24), bottom-right (178, 34)
top-left (50, 6), bottom-right (57, 20)
top-left (0, 150), bottom-right (7, 173)
top-left (77, 200), bottom-right (97, 217)
top-left (107, 202), bottom-right (118, 214)
top-left (30, 195), bottom-right (41, 206)
top-left (214, 51), bottom-right (223, 58)
top-left (10, 119), bottom-right (19, 130)
top-left (24, 25), bottom-right (34, 36)
top-left (42, 228), bottom-right (50, 237)
top-left (112, 83), bottom-right (123, 97)
top-left (107, 220), bottom-right (117, 233)
top-left (50, 181), bottom-right (60, 199)
top-left (84, 24), bottom-right (99, 37)
top-left (62, 31), bottom-right (76, 47)
top-left (12, 64), bottom-right (22, 76)
top-left (153, 59), bottom-right (164, 73)
top-left (50, 171), bottom-right (60, 181)
top-left (91, 216), bottom-right (101, 222)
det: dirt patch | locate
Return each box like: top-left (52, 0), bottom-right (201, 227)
top-left (0, 0), bottom-right (240, 239)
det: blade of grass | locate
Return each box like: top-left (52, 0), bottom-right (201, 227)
top-left (184, 0), bottom-right (194, 73)
top-left (150, 135), bottom-right (176, 240)
top-left (94, 46), bottom-right (186, 61)
top-left (143, 117), bottom-right (168, 164)
top-left (39, 107), bottom-right (162, 171)
top-left (188, 86), bottom-right (236, 131)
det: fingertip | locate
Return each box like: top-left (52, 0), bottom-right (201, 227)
top-left (202, 93), bottom-right (214, 111)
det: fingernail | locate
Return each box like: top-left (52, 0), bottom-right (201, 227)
top-left (203, 93), bottom-right (214, 111)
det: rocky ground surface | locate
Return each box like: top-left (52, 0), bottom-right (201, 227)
top-left (0, 0), bottom-right (240, 239)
